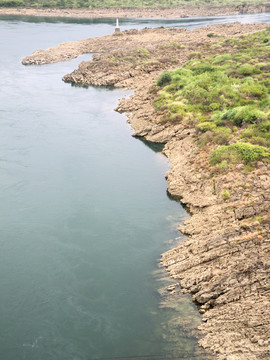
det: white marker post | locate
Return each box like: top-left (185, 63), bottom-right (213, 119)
top-left (115, 18), bottom-right (120, 33)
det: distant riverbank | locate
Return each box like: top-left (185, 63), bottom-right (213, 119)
top-left (0, 3), bottom-right (269, 19)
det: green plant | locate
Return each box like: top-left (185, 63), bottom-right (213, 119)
top-left (188, 51), bottom-right (202, 60)
top-left (241, 120), bottom-right (270, 147)
top-left (236, 64), bottom-right (256, 76)
top-left (220, 106), bottom-right (267, 126)
top-left (210, 142), bottom-right (269, 165)
top-left (215, 160), bottom-right (230, 172)
top-left (0, 0), bottom-right (24, 6)
top-left (196, 122), bottom-right (217, 132)
top-left (212, 54), bottom-right (231, 64)
top-left (259, 121), bottom-right (270, 133)
top-left (222, 189), bottom-right (231, 201)
top-left (157, 71), bottom-right (172, 87)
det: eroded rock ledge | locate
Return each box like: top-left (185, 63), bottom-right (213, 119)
top-left (22, 23), bottom-right (270, 359)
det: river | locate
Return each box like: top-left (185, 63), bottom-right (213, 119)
top-left (0, 12), bottom-right (269, 360)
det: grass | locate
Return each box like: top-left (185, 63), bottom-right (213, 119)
top-left (153, 28), bottom-right (270, 168)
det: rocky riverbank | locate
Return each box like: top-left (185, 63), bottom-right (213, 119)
top-left (22, 22), bottom-right (270, 359)
top-left (1, 4), bottom-right (270, 19)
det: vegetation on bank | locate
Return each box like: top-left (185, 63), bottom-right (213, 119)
top-left (154, 28), bottom-right (270, 168)
top-left (0, 0), bottom-right (268, 8)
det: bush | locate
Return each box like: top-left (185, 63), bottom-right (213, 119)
top-left (222, 189), bottom-right (231, 201)
top-left (191, 65), bottom-right (216, 75)
top-left (236, 64), bottom-right (256, 76)
top-left (197, 127), bottom-right (231, 147)
top-left (234, 106), bottom-right (267, 125)
top-left (188, 51), bottom-right (202, 60)
top-left (220, 106), bottom-right (267, 126)
top-left (212, 127), bottom-right (232, 145)
top-left (157, 71), bottom-right (172, 87)
top-left (212, 54), bottom-right (231, 65)
top-left (196, 121), bottom-right (217, 132)
top-left (259, 121), bottom-right (270, 133)
top-left (0, 0), bottom-right (24, 6)
top-left (210, 142), bottom-right (269, 165)
top-left (241, 121), bottom-right (270, 147)
top-left (215, 160), bottom-right (230, 172)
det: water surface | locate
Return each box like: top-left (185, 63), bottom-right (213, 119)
top-left (1, 13), bottom-right (268, 360)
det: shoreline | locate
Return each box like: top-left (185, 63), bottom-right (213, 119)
top-left (0, 5), bottom-right (270, 19)
top-left (21, 21), bottom-right (270, 359)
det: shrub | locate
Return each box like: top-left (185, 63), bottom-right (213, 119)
top-left (215, 160), bottom-right (230, 172)
top-left (0, 0), bottom-right (24, 6)
top-left (220, 108), bottom-right (238, 121)
top-left (220, 106), bottom-right (267, 126)
top-left (241, 121), bottom-right (270, 147)
top-left (212, 54), bottom-right (231, 65)
top-left (188, 52), bottom-right (202, 60)
top-left (191, 65), bottom-right (216, 75)
top-left (196, 122), bottom-right (217, 132)
top-left (222, 189), bottom-right (231, 201)
top-left (236, 64), bottom-right (256, 76)
top-left (157, 71), bottom-right (172, 87)
top-left (167, 42), bottom-right (180, 48)
top-left (259, 121), bottom-right (270, 133)
top-left (210, 142), bottom-right (269, 165)
top-left (240, 80), bottom-right (266, 98)
top-left (233, 106), bottom-right (267, 125)
top-left (212, 127), bottom-right (232, 145)
top-left (197, 127), bottom-right (231, 147)
top-left (209, 102), bottom-right (221, 111)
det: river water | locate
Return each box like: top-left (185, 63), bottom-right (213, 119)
top-left (0, 12), bottom-right (269, 360)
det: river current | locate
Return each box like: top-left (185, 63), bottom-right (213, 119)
top-left (0, 12), bottom-right (269, 360)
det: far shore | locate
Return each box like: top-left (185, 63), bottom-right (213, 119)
top-left (0, 4), bottom-right (269, 19)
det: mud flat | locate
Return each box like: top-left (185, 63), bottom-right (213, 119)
top-left (1, 4), bottom-right (270, 19)
top-left (22, 22), bottom-right (270, 360)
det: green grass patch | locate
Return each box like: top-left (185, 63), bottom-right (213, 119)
top-left (153, 28), bottom-right (270, 166)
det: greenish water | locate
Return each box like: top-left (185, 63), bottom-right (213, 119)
top-left (1, 13), bottom-right (269, 360)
